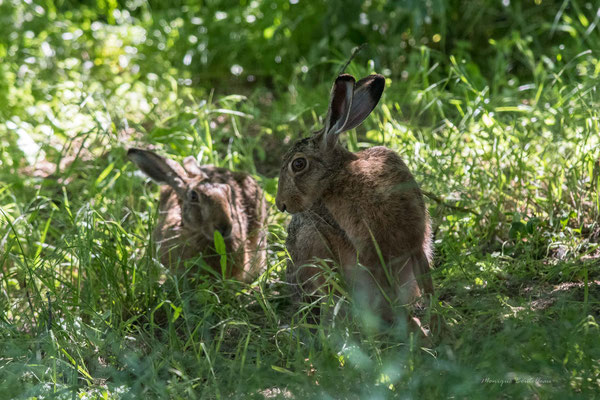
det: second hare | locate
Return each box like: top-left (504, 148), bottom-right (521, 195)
top-left (275, 74), bottom-right (433, 320)
top-left (128, 148), bottom-right (267, 283)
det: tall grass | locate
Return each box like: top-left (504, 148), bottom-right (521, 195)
top-left (0, 0), bottom-right (599, 398)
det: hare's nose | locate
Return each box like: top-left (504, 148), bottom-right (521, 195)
top-left (217, 223), bottom-right (232, 238)
top-left (275, 199), bottom-right (287, 213)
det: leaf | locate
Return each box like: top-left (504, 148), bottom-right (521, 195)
top-left (34, 212), bottom-right (53, 261)
top-left (208, 108), bottom-right (252, 118)
top-left (170, 304), bottom-right (182, 322)
top-left (217, 94), bottom-right (247, 103)
top-left (204, 120), bottom-right (214, 164)
top-left (271, 365), bottom-right (295, 375)
top-left (214, 230), bottom-right (227, 278)
top-left (95, 162), bottom-right (115, 187)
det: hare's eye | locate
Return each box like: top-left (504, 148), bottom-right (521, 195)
top-left (291, 157), bottom-right (307, 173)
top-left (188, 190), bottom-right (199, 202)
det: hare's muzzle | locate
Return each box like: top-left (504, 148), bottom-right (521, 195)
top-left (275, 198), bottom-right (287, 213)
top-left (217, 223), bottom-right (232, 238)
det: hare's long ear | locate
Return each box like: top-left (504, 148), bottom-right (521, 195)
top-left (340, 74), bottom-right (385, 133)
top-left (323, 74), bottom-right (356, 149)
top-left (127, 148), bottom-right (188, 197)
top-left (183, 156), bottom-right (208, 179)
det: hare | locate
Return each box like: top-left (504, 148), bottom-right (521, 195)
top-left (275, 74), bottom-right (433, 322)
top-left (128, 148), bottom-right (267, 283)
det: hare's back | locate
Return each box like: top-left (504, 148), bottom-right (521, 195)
top-left (359, 145), bottom-right (425, 195)
top-left (356, 146), bottom-right (415, 181)
top-left (201, 166), bottom-right (260, 198)
top-left (353, 146), bottom-right (427, 246)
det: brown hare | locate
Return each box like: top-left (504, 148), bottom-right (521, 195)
top-left (128, 148), bottom-right (267, 283)
top-left (275, 74), bottom-right (433, 322)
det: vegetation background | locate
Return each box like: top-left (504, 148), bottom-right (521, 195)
top-left (0, 0), bottom-right (599, 398)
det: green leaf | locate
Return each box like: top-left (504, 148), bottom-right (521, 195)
top-left (95, 162), bottom-right (115, 187)
top-left (34, 212), bottom-right (53, 261)
top-left (271, 365), bottom-right (295, 375)
top-left (170, 304), bottom-right (182, 322)
top-left (214, 230), bottom-right (227, 278)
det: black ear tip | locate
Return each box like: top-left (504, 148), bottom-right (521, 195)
top-left (336, 74), bottom-right (356, 84)
top-left (371, 74), bottom-right (385, 96)
top-left (355, 74), bottom-right (386, 96)
top-left (127, 148), bottom-right (144, 161)
top-left (367, 74), bottom-right (385, 86)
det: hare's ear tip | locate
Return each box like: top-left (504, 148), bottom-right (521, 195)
top-left (127, 148), bottom-right (155, 165)
top-left (127, 147), bottom-right (142, 157)
top-left (126, 148), bottom-right (136, 158)
top-left (336, 74), bottom-right (356, 82)
top-left (361, 74), bottom-right (385, 100)
top-left (372, 74), bottom-right (386, 90)
top-left (365, 74), bottom-right (385, 84)
top-left (126, 148), bottom-right (143, 163)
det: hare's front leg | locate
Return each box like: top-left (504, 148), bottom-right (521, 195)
top-left (286, 212), bottom-right (337, 301)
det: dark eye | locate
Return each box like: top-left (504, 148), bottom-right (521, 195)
top-left (291, 157), bottom-right (307, 173)
top-left (189, 190), bottom-right (199, 202)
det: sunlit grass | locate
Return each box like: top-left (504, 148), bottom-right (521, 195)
top-left (0, 0), bottom-right (599, 398)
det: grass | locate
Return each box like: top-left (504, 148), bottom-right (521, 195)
top-left (1, 0), bottom-right (599, 398)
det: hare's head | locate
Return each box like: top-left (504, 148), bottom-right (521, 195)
top-left (275, 74), bottom-right (385, 214)
top-left (128, 148), bottom-right (233, 240)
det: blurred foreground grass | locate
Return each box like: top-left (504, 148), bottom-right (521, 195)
top-left (0, 0), bottom-right (599, 398)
